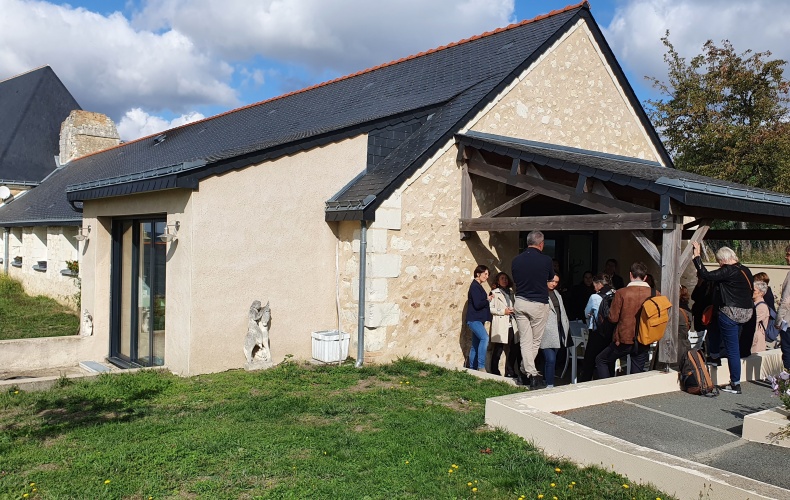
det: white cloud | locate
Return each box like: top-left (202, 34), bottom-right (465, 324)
top-left (604, 0), bottom-right (790, 98)
top-left (133, 0), bottom-right (515, 74)
top-left (0, 0), bottom-right (237, 118)
top-left (117, 108), bottom-right (205, 141)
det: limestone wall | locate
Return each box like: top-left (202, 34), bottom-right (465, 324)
top-left (4, 226), bottom-right (81, 307)
top-left (470, 20), bottom-right (664, 164)
top-left (59, 110), bottom-right (120, 164)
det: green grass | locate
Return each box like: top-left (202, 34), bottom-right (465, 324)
top-left (0, 359), bottom-right (674, 499)
top-left (0, 274), bottom-right (78, 340)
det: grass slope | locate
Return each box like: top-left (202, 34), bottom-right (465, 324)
top-left (0, 359), bottom-right (674, 499)
top-left (0, 275), bottom-right (78, 340)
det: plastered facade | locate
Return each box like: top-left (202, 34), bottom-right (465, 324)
top-left (4, 226), bottom-right (81, 307)
top-left (336, 20), bottom-right (670, 367)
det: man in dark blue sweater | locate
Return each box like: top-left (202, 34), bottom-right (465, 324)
top-left (512, 230), bottom-right (554, 388)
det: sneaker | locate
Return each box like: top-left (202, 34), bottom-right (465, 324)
top-left (721, 383), bottom-right (742, 394)
top-left (705, 356), bottom-right (722, 367)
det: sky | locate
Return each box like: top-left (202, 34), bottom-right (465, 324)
top-left (1, 0), bottom-right (788, 141)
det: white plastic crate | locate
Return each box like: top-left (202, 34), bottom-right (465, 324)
top-left (311, 330), bottom-right (350, 362)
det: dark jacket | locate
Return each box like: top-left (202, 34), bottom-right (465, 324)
top-left (466, 280), bottom-right (492, 323)
top-left (693, 257), bottom-right (753, 310)
top-left (512, 247), bottom-right (554, 304)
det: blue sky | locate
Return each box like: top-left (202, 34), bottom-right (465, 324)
top-left (2, 0), bottom-right (787, 139)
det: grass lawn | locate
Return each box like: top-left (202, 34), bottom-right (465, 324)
top-left (0, 274), bottom-right (79, 340)
top-left (0, 359), bottom-right (674, 499)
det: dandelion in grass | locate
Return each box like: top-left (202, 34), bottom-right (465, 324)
top-left (405, 461), bottom-right (409, 465)
top-left (550, 483), bottom-right (555, 488)
top-left (23, 494), bottom-right (28, 498)
top-left (105, 480), bottom-right (111, 484)
top-left (452, 464), bottom-right (458, 469)
top-left (537, 495), bottom-right (544, 499)
top-left (554, 467), bottom-right (561, 473)
top-left (14, 391), bottom-right (19, 394)
top-left (622, 484), bottom-right (629, 489)
top-left (472, 487), bottom-right (477, 492)
top-left (467, 482), bottom-right (473, 486)
top-left (29, 483), bottom-right (35, 487)
top-left (571, 481), bottom-right (575, 485)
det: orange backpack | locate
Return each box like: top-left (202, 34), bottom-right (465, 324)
top-left (635, 288), bottom-right (673, 345)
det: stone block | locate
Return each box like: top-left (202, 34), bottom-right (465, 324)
top-left (352, 227), bottom-right (388, 253)
top-left (365, 302), bottom-right (401, 328)
top-left (351, 277), bottom-right (389, 302)
top-left (364, 326), bottom-right (388, 352)
top-left (371, 207), bottom-right (401, 230)
top-left (378, 192), bottom-right (402, 210)
top-left (367, 254), bottom-right (401, 278)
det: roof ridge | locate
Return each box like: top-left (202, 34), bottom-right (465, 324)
top-left (0, 65), bottom-right (51, 85)
top-left (76, 1), bottom-right (589, 162)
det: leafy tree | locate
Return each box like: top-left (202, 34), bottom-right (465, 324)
top-left (647, 32), bottom-right (790, 192)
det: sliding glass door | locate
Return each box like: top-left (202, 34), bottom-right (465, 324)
top-left (110, 218), bottom-right (167, 367)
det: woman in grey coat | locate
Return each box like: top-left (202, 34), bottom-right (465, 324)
top-left (540, 272), bottom-right (570, 388)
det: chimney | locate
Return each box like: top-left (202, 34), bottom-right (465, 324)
top-left (59, 110), bottom-right (120, 165)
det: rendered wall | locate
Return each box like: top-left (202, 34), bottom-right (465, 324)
top-left (187, 135), bottom-right (367, 374)
top-left (5, 226), bottom-right (81, 307)
top-left (81, 190), bottom-right (193, 374)
top-left (337, 20), bottom-right (670, 367)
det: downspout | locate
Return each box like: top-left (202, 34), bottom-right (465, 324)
top-left (356, 220), bottom-right (367, 368)
top-left (3, 228), bottom-right (8, 275)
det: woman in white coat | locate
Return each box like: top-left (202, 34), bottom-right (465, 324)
top-left (489, 272), bottom-right (520, 378)
top-left (540, 272), bottom-right (569, 388)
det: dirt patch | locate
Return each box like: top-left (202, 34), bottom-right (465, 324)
top-left (433, 395), bottom-right (475, 412)
top-left (327, 378), bottom-right (397, 396)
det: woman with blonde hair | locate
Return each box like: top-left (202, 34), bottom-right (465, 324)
top-left (489, 272), bottom-right (520, 378)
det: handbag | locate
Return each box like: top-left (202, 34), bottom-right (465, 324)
top-left (702, 304), bottom-right (714, 326)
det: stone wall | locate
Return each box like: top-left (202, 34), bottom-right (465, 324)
top-left (59, 110), bottom-right (120, 164)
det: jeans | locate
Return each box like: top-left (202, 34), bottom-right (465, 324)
top-left (780, 327), bottom-right (790, 370)
top-left (717, 311), bottom-right (742, 384)
top-left (542, 348), bottom-right (558, 386)
top-left (467, 321), bottom-right (489, 371)
top-left (595, 342), bottom-right (650, 379)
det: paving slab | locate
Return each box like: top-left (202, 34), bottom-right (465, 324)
top-left (561, 381), bottom-right (790, 491)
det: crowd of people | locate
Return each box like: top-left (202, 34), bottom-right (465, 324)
top-left (465, 231), bottom-right (790, 392)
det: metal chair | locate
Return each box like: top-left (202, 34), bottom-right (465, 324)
top-left (561, 321), bottom-right (587, 383)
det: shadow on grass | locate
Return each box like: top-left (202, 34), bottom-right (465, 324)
top-left (4, 373), bottom-right (169, 442)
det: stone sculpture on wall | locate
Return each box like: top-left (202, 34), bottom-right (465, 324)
top-left (244, 300), bottom-right (272, 370)
top-left (81, 309), bottom-right (93, 336)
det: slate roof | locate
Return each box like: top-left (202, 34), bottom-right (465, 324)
top-left (1, 2), bottom-right (671, 226)
top-left (457, 131), bottom-right (790, 220)
top-left (0, 66), bottom-right (81, 184)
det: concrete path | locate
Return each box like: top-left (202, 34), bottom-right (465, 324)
top-left (561, 381), bottom-right (790, 491)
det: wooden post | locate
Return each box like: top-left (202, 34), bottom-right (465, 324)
top-left (659, 216), bottom-right (682, 366)
top-left (460, 163), bottom-right (473, 240)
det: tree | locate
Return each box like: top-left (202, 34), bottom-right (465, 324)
top-left (647, 33), bottom-right (790, 193)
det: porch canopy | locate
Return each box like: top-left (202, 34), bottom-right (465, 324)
top-left (455, 130), bottom-right (790, 365)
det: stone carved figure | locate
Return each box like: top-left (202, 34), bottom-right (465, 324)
top-left (244, 300), bottom-right (272, 370)
top-left (82, 309), bottom-right (93, 336)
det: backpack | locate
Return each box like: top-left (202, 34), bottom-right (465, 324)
top-left (755, 301), bottom-right (780, 342)
top-left (596, 289), bottom-right (615, 330)
top-left (635, 288), bottom-right (672, 345)
top-left (679, 349), bottom-right (718, 396)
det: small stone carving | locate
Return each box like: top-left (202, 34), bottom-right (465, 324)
top-left (244, 300), bottom-right (272, 370)
top-left (81, 309), bottom-right (93, 336)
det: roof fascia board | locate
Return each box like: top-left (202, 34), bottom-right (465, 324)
top-left (347, 8), bottom-right (587, 221)
top-left (1, 218), bottom-right (81, 227)
top-left (68, 175), bottom-right (181, 202)
top-left (578, 9), bottom-right (673, 168)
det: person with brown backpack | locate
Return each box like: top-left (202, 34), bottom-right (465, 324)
top-left (594, 262), bottom-right (657, 378)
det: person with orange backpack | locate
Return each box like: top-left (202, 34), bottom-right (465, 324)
top-left (595, 262), bottom-right (657, 378)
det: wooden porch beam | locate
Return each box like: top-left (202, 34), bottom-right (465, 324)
top-left (679, 220), bottom-right (712, 272)
top-left (631, 231), bottom-right (661, 265)
top-left (467, 159), bottom-right (655, 215)
top-left (680, 229), bottom-right (790, 240)
top-left (658, 216), bottom-right (682, 365)
top-left (480, 190), bottom-right (537, 219)
top-left (459, 212), bottom-right (668, 232)
top-left (460, 164), bottom-right (473, 241)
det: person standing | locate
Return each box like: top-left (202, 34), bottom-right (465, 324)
top-left (774, 245), bottom-right (790, 371)
top-left (466, 265), bottom-right (492, 371)
top-left (692, 242), bottom-right (753, 394)
top-left (579, 273), bottom-right (614, 382)
top-left (595, 262), bottom-right (655, 378)
top-left (512, 231), bottom-right (554, 388)
top-left (568, 271), bottom-right (594, 320)
top-left (540, 273), bottom-right (569, 388)
top-left (752, 281), bottom-right (770, 354)
top-left (604, 259), bottom-right (625, 290)
top-left (489, 272), bottom-right (519, 378)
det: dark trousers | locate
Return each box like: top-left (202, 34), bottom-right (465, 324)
top-left (781, 328), bottom-right (790, 370)
top-left (490, 328), bottom-right (521, 376)
top-left (595, 342), bottom-right (650, 379)
top-left (580, 329), bottom-right (611, 382)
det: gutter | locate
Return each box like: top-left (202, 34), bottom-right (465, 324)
top-left (356, 220), bottom-right (368, 368)
top-left (3, 228), bottom-right (8, 274)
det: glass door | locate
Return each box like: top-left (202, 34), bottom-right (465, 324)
top-left (110, 218), bottom-right (167, 367)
